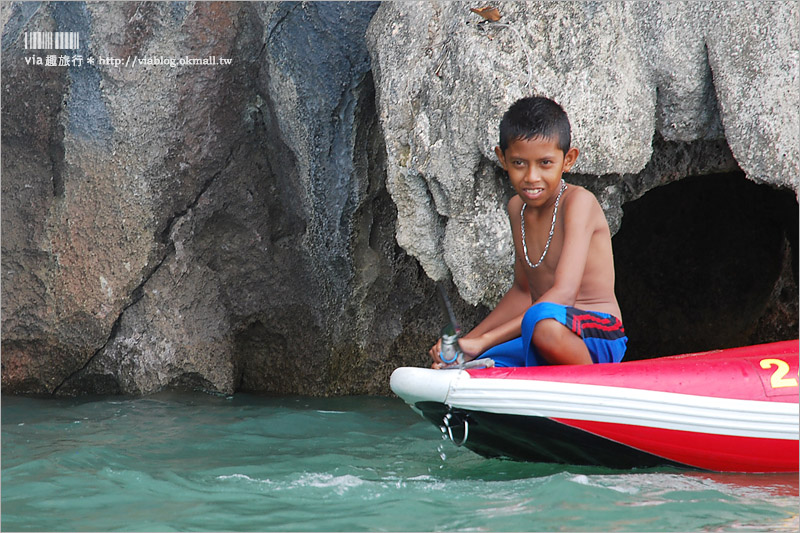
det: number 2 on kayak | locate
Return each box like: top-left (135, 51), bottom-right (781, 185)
top-left (760, 358), bottom-right (799, 389)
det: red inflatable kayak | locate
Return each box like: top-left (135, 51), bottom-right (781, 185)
top-left (391, 340), bottom-right (799, 472)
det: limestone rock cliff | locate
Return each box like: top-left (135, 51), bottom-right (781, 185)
top-left (2, 1), bottom-right (466, 396)
top-left (2, 1), bottom-right (797, 396)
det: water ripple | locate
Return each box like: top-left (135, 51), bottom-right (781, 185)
top-left (2, 394), bottom-right (797, 532)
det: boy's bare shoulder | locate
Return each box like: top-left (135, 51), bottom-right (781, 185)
top-left (564, 184), bottom-right (602, 209)
top-left (564, 183), bottom-right (594, 201)
top-left (563, 185), bottom-right (607, 225)
top-left (506, 194), bottom-right (523, 218)
top-left (507, 194), bottom-right (522, 209)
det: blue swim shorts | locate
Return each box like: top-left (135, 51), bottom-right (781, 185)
top-left (477, 302), bottom-right (628, 367)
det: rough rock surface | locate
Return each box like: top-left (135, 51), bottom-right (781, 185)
top-left (2, 1), bottom-right (797, 396)
top-left (367, 0), bottom-right (799, 306)
top-left (2, 1), bottom-right (472, 396)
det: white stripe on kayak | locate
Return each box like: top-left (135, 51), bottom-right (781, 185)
top-left (442, 372), bottom-right (798, 440)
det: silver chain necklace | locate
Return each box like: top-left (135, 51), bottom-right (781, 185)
top-left (520, 179), bottom-right (567, 269)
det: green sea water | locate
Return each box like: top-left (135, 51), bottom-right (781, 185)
top-left (1, 393), bottom-right (797, 532)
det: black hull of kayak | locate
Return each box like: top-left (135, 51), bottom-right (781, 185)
top-left (416, 401), bottom-right (688, 470)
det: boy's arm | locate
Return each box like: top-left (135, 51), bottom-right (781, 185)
top-left (429, 199), bottom-right (531, 365)
top-left (430, 254), bottom-right (530, 365)
top-left (535, 188), bottom-right (596, 306)
top-left (461, 255), bottom-right (531, 344)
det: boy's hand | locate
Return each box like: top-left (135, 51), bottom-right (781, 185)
top-left (428, 338), bottom-right (444, 368)
top-left (428, 336), bottom-right (483, 369)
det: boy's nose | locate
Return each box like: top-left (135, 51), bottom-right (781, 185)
top-left (523, 169), bottom-right (541, 183)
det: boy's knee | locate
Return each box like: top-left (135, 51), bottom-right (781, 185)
top-left (532, 319), bottom-right (592, 364)
top-left (531, 319), bottom-right (566, 351)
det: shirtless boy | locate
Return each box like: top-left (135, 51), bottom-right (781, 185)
top-left (430, 96), bottom-right (627, 368)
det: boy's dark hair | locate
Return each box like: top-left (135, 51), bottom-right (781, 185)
top-left (498, 96), bottom-right (571, 154)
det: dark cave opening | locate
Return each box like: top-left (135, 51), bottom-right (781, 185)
top-left (612, 172), bottom-right (798, 360)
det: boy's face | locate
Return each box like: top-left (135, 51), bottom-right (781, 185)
top-left (495, 136), bottom-right (579, 208)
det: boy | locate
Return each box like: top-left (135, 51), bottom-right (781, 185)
top-left (430, 96), bottom-right (627, 368)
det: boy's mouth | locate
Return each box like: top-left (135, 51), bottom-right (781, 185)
top-left (522, 187), bottom-right (545, 200)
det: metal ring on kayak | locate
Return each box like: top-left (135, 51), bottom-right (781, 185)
top-left (441, 412), bottom-right (469, 446)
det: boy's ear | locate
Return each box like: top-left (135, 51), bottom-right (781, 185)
top-left (494, 146), bottom-right (507, 170)
top-left (563, 147), bottom-right (579, 172)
